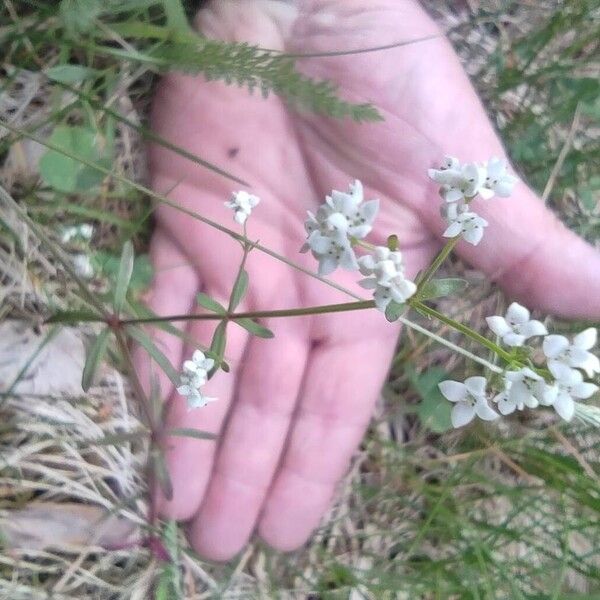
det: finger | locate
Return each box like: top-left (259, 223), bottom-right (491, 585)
top-left (157, 300), bottom-right (250, 520)
top-left (429, 184), bottom-right (600, 319)
top-left (132, 230), bottom-right (199, 401)
top-left (188, 319), bottom-right (310, 561)
top-left (258, 331), bottom-right (397, 552)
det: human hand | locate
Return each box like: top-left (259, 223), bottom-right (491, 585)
top-left (135, 0), bottom-right (600, 561)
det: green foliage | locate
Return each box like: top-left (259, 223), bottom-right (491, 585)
top-left (406, 366), bottom-right (453, 433)
top-left (235, 317), bottom-right (274, 339)
top-left (420, 278), bottom-right (468, 301)
top-left (113, 241), bottom-right (135, 313)
top-left (196, 293), bottom-right (226, 315)
top-left (82, 328), bottom-right (111, 391)
top-left (39, 125), bottom-right (112, 193)
top-left (152, 39), bottom-right (382, 122)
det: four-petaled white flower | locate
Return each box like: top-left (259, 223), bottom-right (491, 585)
top-left (543, 328), bottom-right (599, 378)
top-left (225, 190), bottom-right (260, 225)
top-left (439, 376), bottom-right (498, 428)
top-left (479, 157), bottom-right (518, 199)
top-left (443, 211), bottom-right (489, 246)
top-left (302, 233), bottom-right (358, 276)
top-left (494, 368), bottom-right (554, 415)
top-left (547, 362), bottom-right (599, 422)
top-left (486, 302), bottom-right (548, 347)
top-left (177, 350), bottom-right (217, 409)
top-left (428, 156), bottom-right (486, 204)
top-left (357, 246), bottom-right (416, 311)
top-left (301, 180), bottom-right (379, 276)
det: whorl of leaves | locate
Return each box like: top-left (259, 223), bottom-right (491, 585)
top-left (152, 39), bottom-right (383, 123)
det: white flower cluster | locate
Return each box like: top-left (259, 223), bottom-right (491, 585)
top-left (300, 180), bottom-right (378, 275)
top-left (428, 156), bottom-right (517, 246)
top-left (225, 190), bottom-right (260, 225)
top-left (300, 181), bottom-right (416, 312)
top-left (358, 246), bottom-right (417, 312)
top-left (176, 349), bottom-right (217, 409)
top-left (440, 302), bottom-right (599, 428)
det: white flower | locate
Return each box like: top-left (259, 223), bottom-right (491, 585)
top-left (358, 246), bottom-right (405, 284)
top-left (300, 180), bottom-right (378, 276)
top-left (479, 157), bottom-right (518, 199)
top-left (428, 156), bottom-right (486, 203)
top-left (324, 180), bottom-right (379, 240)
top-left (494, 368), bottom-right (554, 415)
top-left (443, 211), bottom-right (488, 246)
top-left (179, 386), bottom-right (217, 409)
top-left (225, 190), bottom-right (260, 225)
top-left (438, 376), bottom-right (498, 428)
top-left (356, 246), bottom-right (416, 311)
top-left (61, 223), bottom-right (94, 243)
top-left (303, 234), bottom-right (358, 276)
top-left (486, 302), bottom-right (548, 347)
top-left (72, 254), bottom-right (94, 278)
top-left (543, 328), bottom-right (599, 378)
top-left (177, 350), bottom-right (217, 410)
top-left (547, 362), bottom-right (599, 422)
top-left (361, 274), bottom-right (417, 312)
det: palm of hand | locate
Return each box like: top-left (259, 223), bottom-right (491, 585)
top-left (136, 0), bottom-right (600, 560)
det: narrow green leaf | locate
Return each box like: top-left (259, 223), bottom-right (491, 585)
top-left (167, 427), bottom-right (217, 441)
top-left (82, 328), bottom-right (111, 391)
top-left (209, 321), bottom-right (227, 371)
top-left (126, 325), bottom-right (179, 385)
top-left (45, 309), bottom-right (101, 324)
top-left (152, 450), bottom-right (173, 501)
top-left (230, 269), bottom-right (249, 310)
top-left (114, 241), bottom-right (135, 313)
top-left (419, 278), bottom-right (468, 301)
top-left (84, 429), bottom-right (148, 447)
top-left (235, 318), bottom-right (274, 338)
top-left (384, 301), bottom-right (405, 323)
top-left (46, 64), bottom-right (95, 84)
top-left (196, 292), bottom-right (226, 314)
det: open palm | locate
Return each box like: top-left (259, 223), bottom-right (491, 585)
top-left (135, 0), bottom-right (600, 560)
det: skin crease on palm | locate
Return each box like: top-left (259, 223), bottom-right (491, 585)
top-left (133, 0), bottom-right (600, 561)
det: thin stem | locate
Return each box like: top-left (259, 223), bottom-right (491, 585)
top-left (122, 300), bottom-right (374, 325)
top-left (416, 237), bottom-right (459, 291)
top-left (114, 328), bottom-right (156, 430)
top-left (411, 300), bottom-right (513, 364)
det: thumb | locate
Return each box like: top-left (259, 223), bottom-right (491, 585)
top-left (448, 184), bottom-right (600, 319)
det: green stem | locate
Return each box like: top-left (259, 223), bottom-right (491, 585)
top-left (411, 300), bottom-right (513, 364)
top-left (416, 237), bottom-right (459, 291)
top-left (122, 300), bottom-right (374, 325)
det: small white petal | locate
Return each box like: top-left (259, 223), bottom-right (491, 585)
top-left (540, 383), bottom-right (559, 406)
top-left (496, 393), bottom-right (516, 415)
top-left (464, 376), bottom-right (487, 397)
top-left (444, 189), bottom-right (465, 203)
top-left (439, 380), bottom-right (468, 402)
top-left (503, 332), bottom-right (526, 347)
top-left (486, 316), bottom-right (512, 337)
top-left (543, 335), bottom-right (570, 358)
top-left (549, 361), bottom-right (581, 384)
top-left (574, 327), bottom-right (597, 350)
top-left (506, 302), bottom-right (530, 325)
top-left (508, 380), bottom-right (531, 407)
top-left (553, 392), bottom-right (575, 421)
top-left (571, 382), bottom-right (599, 400)
top-left (462, 226), bottom-right (484, 246)
top-left (579, 353), bottom-right (600, 378)
top-left (475, 401), bottom-right (500, 421)
top-left (318, 255), bottom-right (338, 276)
top-left (520, 320), bottom-right (548, 338)
top-left (443, 221), bottom-right (463, 238)
top-left (452, 402), bottom-right (476, 428)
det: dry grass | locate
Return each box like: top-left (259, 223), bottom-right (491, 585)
top-left (0, 1), bottom-right (599, 598)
